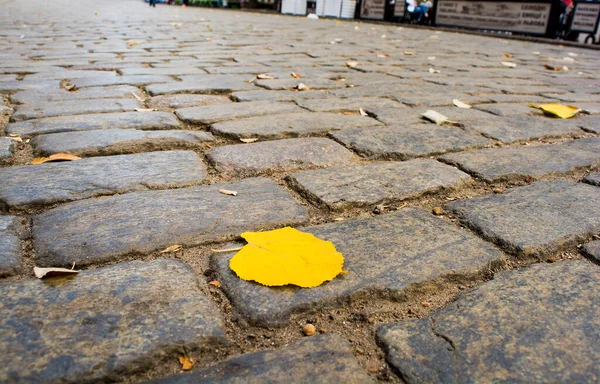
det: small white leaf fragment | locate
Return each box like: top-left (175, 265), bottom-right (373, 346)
top-left (34, 267), bottom-right (79, 279)
top-left (160, 244), bottom-right (182, 253)
top-left (453, 99), bottom-right (472, 109)
top-left (359, 108), bottom-right (368, 116)
top-left (346, 61), bottom-right (358, 68)
top-left (428, 68), bottom-right (440, 74)
top-left (501, 61), bottom-right (517, 68)
top-left (134, 108), bottom-right (157, 112)
top-left (290, 72), bottom-right (301, 78)
top-left (422, 110), bottom-right (449, 125)
top-left (240, 138), bottom-right (259, 143)
top-left (295, 83), bottom-right (309, 91)
top-left (568, 52), bottom-right (578, 57)
top-left (131, 91), bottom-right (145, 102)
top-left (219, 189), bottom-right (238, 196)
top-left (257, 73), bottom-right (274, 80)
top-left (404, 50), bottom-right (416, 56)
top-left (248, 76), bottom-right (257, 83)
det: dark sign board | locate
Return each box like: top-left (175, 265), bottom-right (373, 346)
top-left (570, 1), bottom-right (600, 33)
top-left (436, 0), bottom-right (551, 35)
top-left (360, 0), bottom-right (386, 19)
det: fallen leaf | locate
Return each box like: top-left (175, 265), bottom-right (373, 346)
top-left (453, 99), bottom-right (472, 109)
top-left (568, 52), bottom-right (578, 57)
top-left (428, 68), bottom-right (440, 74)
top-left (290, 72), bottom-right (301, 78)
top-left (160, 244), bottom-right (182, 253)
top-left (501, 61), bottom-right (517, 68)
top-left (30, 153), bottom-right (81, 165)
top-left (203, 142), bottom-right (213, 148)
top-left (247, 76), bottom-right (257, 83)
top-left (544, 64), bottom-right (562, 71)
top-left (530, 103), bottom-right (581, 119)
top-left (219, 189), bottom-right (238, 196)
top-left (8, 135), bottom-right (23, 142)
top-left (295, 83), bottom-right (309, 91)
top-left (421, 301), bottom-right (431, 307)
top-left (178, 356), bottom-right (194, 371)
top-left (64, 84), bottom-right (76, 91)
top-left (134, 108), bottom-right (157, 112)
top-left (503, 53), bottom-right (513, 58)
top-left (257, 73), bottom-right (274, 80)
top-left (346, 61), bottom-right (358, 68)
top-left (432, 207), bottom-right (443, 215)
top-left (229, 227), bottom-right (345, 288)
top-left (342, 111), bottom-right (354, 115)
top-left (359, 108), bottom-right (368, 116)
top-left (34, 266), bottom-right (79, 279)
top-left (209, 280), bottom-right (221, 287)
top-left (376, 53), bottom-right (389, 58)
top-left (240, 138), bottom-right (259, 143)
top-left (421, 110), bottom-right (448, 125)
top-left (127, 40), bottom-right (141, 47)
top-left (403, 50), bottom-right (416, 56)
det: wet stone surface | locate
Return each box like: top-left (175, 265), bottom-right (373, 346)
top-left (0, 216), bottom-right (26, 277)
top-left (440, 137), bottom-right (600, 181)
top-left (6, 111), bottom-right (182, 137)
top-left (31, 129), bottom-right (214, 156)
top-left (0, 259), bottom-right (229, 383)
top-left (377, 260), bottom-right (600, 384)
top-left (175, 101), bottom-right (302, 125)
top-left (211, 112), bottom-right (383, 139)
top-left (448, 180), bottom-right (600, 256)
top-left (288, 159), bottom-right (471, 210)
top-left (208, 138), bottom-right (356, 177)
top-left (330, 125), bottom-right (491, 160)
top-left (213, 208), bottom-right (505, 326)
top-left (0, 150), bottom-right (207, 209)
top-left (33, 178), bottom-right (308, 267)
top-left (151, 334), bottom-right (373, 384)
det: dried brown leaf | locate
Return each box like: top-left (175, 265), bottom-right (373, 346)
top-left (290, 72), bottom-right (301, 78)
top-left (30, 153), bottom-right (81, 165)
top-left (209, 280), bottom-right (221, 287)
top-left (178, 356), bottom-right (194, 371)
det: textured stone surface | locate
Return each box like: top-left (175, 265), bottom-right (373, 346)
top-left (440, 137), bottom-right (600, 181)
top-left (146, 75), bottom-right (256, 95)
top-left (377, 260), bottom-right (600, 384)
top-left (583, 172), bottom-right (600, 186)
top-left (151, 334), bottom-right (373, 384)
top-left (211, 112), bottom-right (383, 139)
top-left (574, 114), bottom-right (600, 133)
top-left (289, 159), bottom-right (471, 210)
top-left (0, 151), bottom-right (206, 209)
top-left (474, 103), bottom-right (541, 116)
top-left (448, 181), bottom-right (600, 256)
top-left (367, 108), bottom-right (424, 126)
top-left (0, 259), bottom-right (229, 383)
top-left (6, 111), bottom-right (181, 137)
top-left (0, 138), bottom-right (14, 159)
top-left (231, 89), bottom-right (330, 102)
top-left (33, 178), bottom-right (308, 266)
top-left (147, 94), bottom-right (231, 110)
top-left (175, 101), bottom-right (302, 124)
top-left (330, 125), bottom-right (491, 160)
top-left (213, 208), bottom-right (505, 326)
top-left (465, 115), bottom-right (585, 143)
top-left (296, 97), bottom-right (403, 112)
top-left (208, 138), bottom-right (356, 177)
top-left (71, 74), bottom-right (172, 88)
top-left (0, 216), bottom-right (25, 277)
top-left (10, 85), bottom-right (141, 104)
top-left (11, 98), bottom-right (142, 121)
top-left (254, 78), bottom-right (345, 90)
top-left (582, 240), bottom-right (600, 263)
top-left (31, 129), bottom-right (214, 156)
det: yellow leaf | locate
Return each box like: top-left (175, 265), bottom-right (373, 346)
top-left (178, 356), bottom-right (194, 371)
top-left (30, 153), bottom-right (81, 165)
top-left (530, 103), bottom-right (581, 119)
top-left (229, 227), bottom-right (345, 288)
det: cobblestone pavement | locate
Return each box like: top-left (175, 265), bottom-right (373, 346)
top-left (1, 0), bottom-right (599, 382)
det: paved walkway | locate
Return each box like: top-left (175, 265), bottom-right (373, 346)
top-left (1, 0), bottom-right (600, 382)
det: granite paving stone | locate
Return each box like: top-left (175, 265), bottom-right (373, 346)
top-left (231, 89), bottom-right (331, 102)
top-left (146, 75), bottom-right (257, 95)
top-left (175, 101), bottom-right (302, 125)
top-left (288, 159), bottom-right (471, 210)
top-left (6, 111), bottom-right (181, 137)
top-left (31, 129), bottom-right (215, 156)
top-left (150, 334), bottom-right (373, 384)
top-left (573, 114), bottom-right (600, 133)
top-left (577, 102), bottom-right (600, 115)
top-left (147, 94), bottom-right (231, 110)
top-left (330, 125), bottom-right (491, 160)
top-left (583, 172), bottom-right (600, 186)
top-left (0, 150), bottom-right (206, 209)
top-left (213, 208), bottom-right (505, 326)
top-left (10, 98), bottom-right (142, 121)
top-left (254, 78), bottom-right (346, 90)
top-left (0, 79), bottom-right (61, 92)
top-left (33, 177), bottom-right (308, 267)
top-left (367, 108), bottom-right (424, 126)
top-left (10, 85), bottom-right (142, 104)
top-left (448, 180), bottom-right (600, 256)
top-left (440, 137), bottom-right (600, 181)
top-left (211, 112), bottom-right (383, 139)
top-left (582, 240), bottom-right (600, 263)
top-left (464, 115), bottom-right (585, 143)
top-left (0, 138), bottom-right (14, 160)
top-left (0, 216), bottom-right (26, 277)
top-left (71, 74), bottom-right (173, 88)
top-left (0, 259), bottom-right (229, 383)
top-left (296, 97), bottom-right (404, 112)
top-left (208, 138), bottom-right (355, 177)
top-left (377, 260), bottom-right (600, 384)
top-left (474, 103), bottom-right (542, 116)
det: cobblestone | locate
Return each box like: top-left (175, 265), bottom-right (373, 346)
top-left (583, 240), bottom-right (600, 263)
top-left (147, 94), bottom-right (232, 110)
top-left (10, 85), bottom-right (141, 104)
top-left (11, 98), bottom-right (142, 121)
top-left (377, 260), bottom-right (600, 384)
top-left (583, 172), bottom-right (600, 186)
top-left (0, 259), bottom-right (229, 383)
top-left (0, 216), bottom-right (26, 277)
top-left (175, 101), bottom-right (302, 125)
top-left (0, 138), bottom-right (14, 159)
